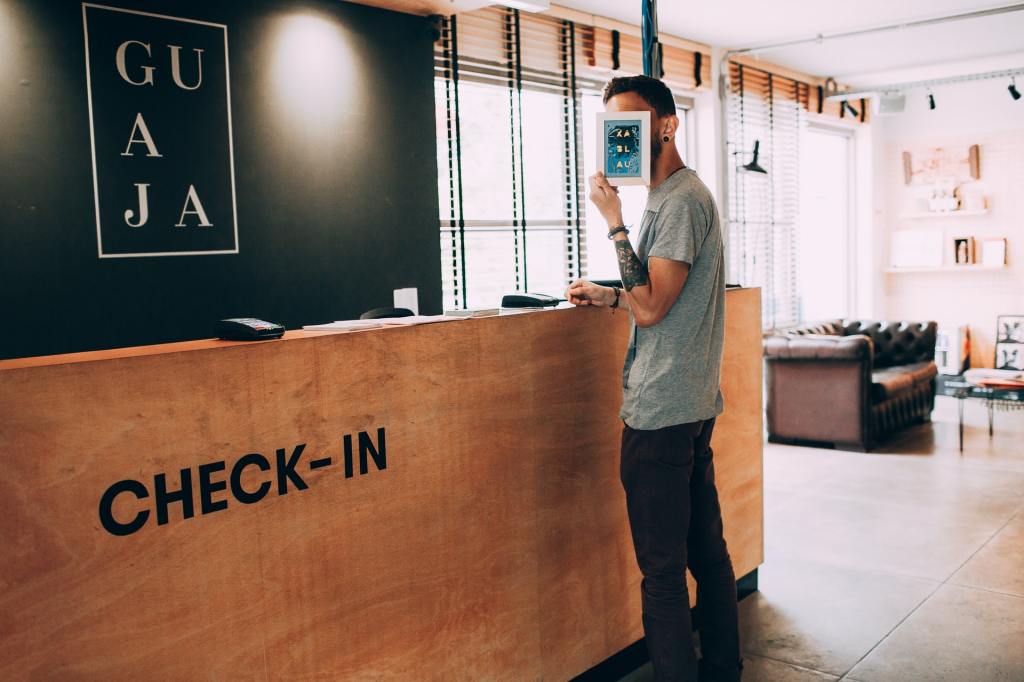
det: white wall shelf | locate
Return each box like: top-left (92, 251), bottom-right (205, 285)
top-left (898, 209), bottom-right (989, 219)
top-left (884, 264), bottom-right (1005, 274)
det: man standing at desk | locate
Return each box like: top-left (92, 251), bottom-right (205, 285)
top-left (565, 76), bottom-right (740, 682)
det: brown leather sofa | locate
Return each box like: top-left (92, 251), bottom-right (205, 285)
top-left (764, 320), bottom-right (938, 451)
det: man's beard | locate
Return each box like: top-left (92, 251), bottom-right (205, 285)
top-left (651, 135), bottom-right (664, 160)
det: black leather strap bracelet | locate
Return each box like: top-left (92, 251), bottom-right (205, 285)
top-left (610, 286), bottom-right (621, 309)
top-left (607, 225), bottom-right (629, 240)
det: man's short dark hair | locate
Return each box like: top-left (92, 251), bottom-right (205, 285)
top-left (602, 76), bottom-right (676, 117)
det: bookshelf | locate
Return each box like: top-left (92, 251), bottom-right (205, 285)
top-left (884, 264), bottom-right (1005, 274)
top-left (898, 209), bottom-right (989, 220)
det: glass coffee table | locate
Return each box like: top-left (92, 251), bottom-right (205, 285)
top-left (936, 375), bottom-right (1024, 452)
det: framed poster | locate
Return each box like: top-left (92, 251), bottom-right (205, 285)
top-left (996, 315), bottom-right (1024, 371)
top-left (83, 3), bottom-right (239, 258)
top-left (901, 144), bottom-right (980, 185)
top-left (596, 111), bottom-right (650, 186)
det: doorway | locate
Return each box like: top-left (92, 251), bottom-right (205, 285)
top-left (798, 126), bottom-right (854, 322)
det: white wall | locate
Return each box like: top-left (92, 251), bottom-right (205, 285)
top-left (873, 78), bottom-right (1024, 368)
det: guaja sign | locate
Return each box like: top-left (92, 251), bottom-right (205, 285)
top-left (83, 3), bottom-right (239, 257)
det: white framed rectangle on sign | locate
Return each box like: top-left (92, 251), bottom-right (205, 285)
top-left (83, 3), bottom-right (239, 258)
top-left (596, 111), bottom-right (650, 186)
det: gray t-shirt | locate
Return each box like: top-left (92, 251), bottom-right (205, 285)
top-left (620, 167), bottom-right (725, 430)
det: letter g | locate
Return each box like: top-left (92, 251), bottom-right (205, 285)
top-left (115, 40), bottom-right (155, 86)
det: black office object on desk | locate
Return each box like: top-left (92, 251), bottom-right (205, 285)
top-left (361, 307), bottom-right (414, 320)
top-left (216, 318), bottom-right (285, 341)
top-left (502, 292), bottom-right (563, 308)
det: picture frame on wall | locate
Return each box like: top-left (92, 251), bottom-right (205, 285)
top-left (890, 230), bottom-right (944, 268)
top-left (951, 236), bottom-right (975, 265)
top-left (901, 143), bottom-right (980, 185)
top-left (597, 111), bottom-right (651, 186)
top-left (979, 238), bottom-right (1007, 267)
top-left (995, 315), bottom-right (1024, 371)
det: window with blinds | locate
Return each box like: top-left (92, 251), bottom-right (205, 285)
top-left (434, 8), bottom-right (583, 309)
top-left (726, 63), bottom-right (806, 329)
top-left (434, 8), bottom-right (711, 310)
top-left (725, 62), bottom-right (865, 330)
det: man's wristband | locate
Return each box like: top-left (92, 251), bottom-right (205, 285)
top-left (607, 225), bottom-right (629, 240)
top-left (610, 286), bottom-right (621, 309)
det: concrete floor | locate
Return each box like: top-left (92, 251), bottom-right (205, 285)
top-left (619, 396), bottom-right (1024, 681)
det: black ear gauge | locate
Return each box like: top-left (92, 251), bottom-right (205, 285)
top-left (662, 135), bottom-right (670, 142)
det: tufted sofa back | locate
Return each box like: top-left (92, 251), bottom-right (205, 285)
top-left (775, 319), bottom-right (937, 368)
top-left (839, 320), bottom-right (937, 368)
top-left (783, 319), bottom-right (845, 337)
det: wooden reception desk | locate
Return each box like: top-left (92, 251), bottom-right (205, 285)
top-left (0, 287), bottom-right (762, 680)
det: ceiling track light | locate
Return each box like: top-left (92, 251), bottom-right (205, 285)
top-left (928, 91), bottom-right (936, 110)
top-left (1011, 77), bottom-right (1022, 101)
top-left (826, 67), bottom-right (1024, 105)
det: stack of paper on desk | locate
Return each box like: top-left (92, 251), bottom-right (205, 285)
top-left (302, 320), bottom-right (383, 331)
top-left (302, 316), bottom-right (462, 332)
top-left (376, 315), bottom-right (463, 326)
top-left (444, 308), bottom-right (500, 318)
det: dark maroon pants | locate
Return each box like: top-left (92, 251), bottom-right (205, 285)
top-left (620, 418), bottom-right (742, 682)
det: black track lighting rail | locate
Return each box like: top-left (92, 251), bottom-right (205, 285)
top-left (825, 66), bottom-right (1024, 102)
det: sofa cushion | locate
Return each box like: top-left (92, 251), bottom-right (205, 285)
top-left (774, 319), bottom-right (844, 337)
top-left (764, 334), bottom-right (872, 361)
top-left (871, 361), bottom-right (938, 402)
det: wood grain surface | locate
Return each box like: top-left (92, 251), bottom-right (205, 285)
top-left (0, 289), bottom-right (762, 680)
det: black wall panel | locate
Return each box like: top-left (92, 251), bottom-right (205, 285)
top-left (0, 0), bottom-right (441, 359)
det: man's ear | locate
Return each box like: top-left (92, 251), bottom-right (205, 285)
top-left (662, 114), bottom-right (680, 139)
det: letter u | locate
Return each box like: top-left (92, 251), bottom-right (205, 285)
top-left (168, 45), bottom-right (204, 91)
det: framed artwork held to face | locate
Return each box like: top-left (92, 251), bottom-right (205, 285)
top-left (597, 111), bottom-right (650, 186)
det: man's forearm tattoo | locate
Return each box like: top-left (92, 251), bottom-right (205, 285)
top-left (615, 240), bottom-right (649, 291)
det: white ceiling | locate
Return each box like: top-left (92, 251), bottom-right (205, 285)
top-left (552, 1), bottom-right (1024, 85)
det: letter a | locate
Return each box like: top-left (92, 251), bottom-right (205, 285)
top-left (175, 185), bottom-right (213, 227)
top-left (121, 113), bottom-right (162, 157)
top-left (125, 183), bottom-right (150, 227)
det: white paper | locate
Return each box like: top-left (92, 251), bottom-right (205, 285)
top-left (376, 315), bottom-right (462, 326)
top-left (302, 320), bottom-right (383, 331)
top-left (393, 287), bottom-right (419, 315)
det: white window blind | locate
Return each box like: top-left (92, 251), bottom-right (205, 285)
top-left (726, 61), bottom-right (867, 330)
top-left (727, 63), bottom-right (805, 330)
top-left (435, 9), bottom-right (711, 309)
top-left (434, 8), bottom-right (583, 309)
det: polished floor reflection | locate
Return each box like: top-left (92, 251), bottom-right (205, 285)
top-left (619, 396), bottom-right (1024, 681)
